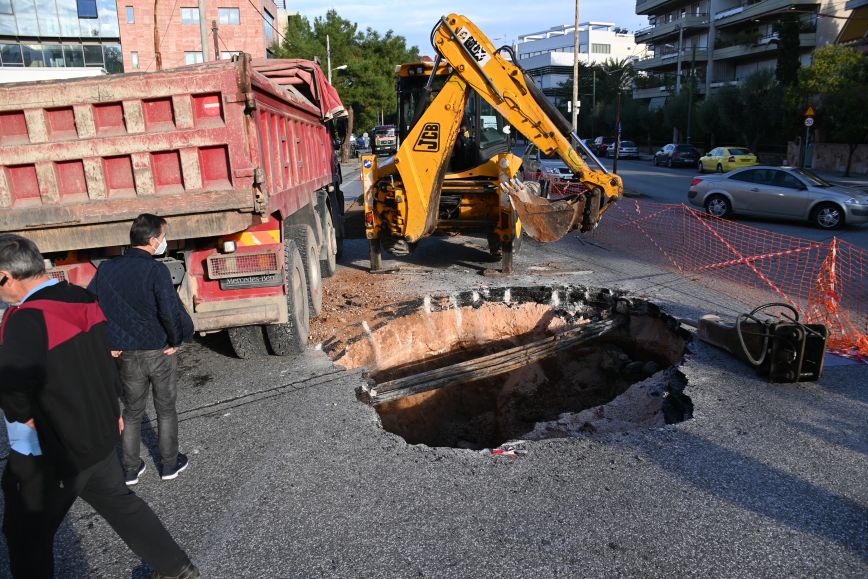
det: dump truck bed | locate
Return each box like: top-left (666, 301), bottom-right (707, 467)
top-left (0, 57), bottom-right (337, 252)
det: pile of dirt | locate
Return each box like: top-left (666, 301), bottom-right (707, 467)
top-left (310, 268), bottom-right (414, 346)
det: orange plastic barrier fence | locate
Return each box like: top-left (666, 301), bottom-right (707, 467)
top-left (531, 178), bottom-right (866, 358)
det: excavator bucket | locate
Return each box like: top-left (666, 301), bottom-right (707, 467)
top-left (503, 178), bottom-right (583, 243)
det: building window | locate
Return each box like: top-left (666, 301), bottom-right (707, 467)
top-left (185, 51), bottom-right (204, 65)
top-left (126, 6), bottom-right (134, 24)
top-left (0, 0), bottom-right (12, 15)
top-left (83, 45), bottom-right (104, 66)
top-left (218, 7), bottom-right (240, 25)
top-left (131, 51), bottom-right (139, 69)
top-left (77, 0), bottom-right (98, 19)
top-left (264, 9), bottom-right (274, 44)
top-left (591, 43), bottom-right (611, 54)
top-left (180, 7), bottom-right (200, 25)
top-left (220, 51), bottom-right (241, 60)
top-left (0, 43), bottom-right (23, 66)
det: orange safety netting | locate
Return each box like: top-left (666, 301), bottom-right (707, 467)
top-left (534, 175), bottom-right (866, 359)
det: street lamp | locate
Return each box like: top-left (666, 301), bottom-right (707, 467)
top-left (331, 64), bottom-right (347, 83)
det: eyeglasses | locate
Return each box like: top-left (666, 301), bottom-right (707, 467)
top-left (0, 274), bottom-right (8, 287)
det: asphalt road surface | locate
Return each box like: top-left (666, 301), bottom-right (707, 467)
top-left (1, 160), bottom-right (864, 578)
top-left (0, 170), bottom-right (868, 578)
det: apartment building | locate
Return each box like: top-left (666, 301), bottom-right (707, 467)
top-left (0, 0), bottom-right (123, 72)
top-left (632, 0), bottom-right (853, 106)
top-left (517, 22), bottom-right (641, 99)
top-left (120, 0), bottom-right (283, 72)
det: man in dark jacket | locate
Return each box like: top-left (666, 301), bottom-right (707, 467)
top-left (0, 233), bottom-right (198, 578)
top-left (89, 214), bottom-right (194, 484)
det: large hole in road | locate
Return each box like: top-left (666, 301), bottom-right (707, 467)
top-left (328, 286), bottom-right (692, 450)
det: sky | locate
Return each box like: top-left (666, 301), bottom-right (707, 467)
top-left (285, 1), bottom-right (648, 56)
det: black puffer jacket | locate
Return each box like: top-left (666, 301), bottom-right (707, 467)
top-left (0, 282), bottom-right (120, 478)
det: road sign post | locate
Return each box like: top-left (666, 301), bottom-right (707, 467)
top-left (802, 106), bottom-right (816, 168)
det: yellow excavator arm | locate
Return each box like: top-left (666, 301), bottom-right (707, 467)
top-left (432, 14), bottom-right (623, 240)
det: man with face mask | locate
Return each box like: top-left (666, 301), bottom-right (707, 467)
top-left (89, 214), bottom-right (194, 485)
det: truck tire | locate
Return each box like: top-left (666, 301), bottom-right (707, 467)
top-left (287, 224), bottom-right (323, 318)
top-left (227, 325), bottom-right (269, 359)
top-left (320, 207), bottom-right (338, 278)
top-left (265, 239), bottom-right (309, 355)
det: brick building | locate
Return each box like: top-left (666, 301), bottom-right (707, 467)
top-left (119, 0), bottom-right (284, 72)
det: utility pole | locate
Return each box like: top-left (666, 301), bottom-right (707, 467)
top-left (199, 0), bottom-right (210, 60)
top-left (327, 34), bottom-right (332, 83)
top-left (685, 44), bottom-right (696, 144)
top-left (153, 0), bottom-right (162, 71)
top-left (571, 0), bottom-right (580, 135)
top-left (673, 23), bottom-right (684, 143)
top-left (212, 21), bottom-right (219, 61)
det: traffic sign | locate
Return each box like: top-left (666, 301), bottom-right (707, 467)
top-left (804, 117), bottom-right (814, 127)
top-left (804, 105), bottom-right (816, 118)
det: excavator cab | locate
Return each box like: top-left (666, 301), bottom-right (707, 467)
top-left (397, 62), bottom-right (512, 173)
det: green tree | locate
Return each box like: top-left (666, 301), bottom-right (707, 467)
top-left (273, 10), bottom-right (419, 160)
top-left (738, 69), bottom-right (785, 152)
top-left (774, 16), bottom-right (801, 87)
top-left (800, 45), bottom-right (868, 175)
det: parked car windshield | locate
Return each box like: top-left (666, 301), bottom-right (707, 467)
top-left (791, 168), bottom-right (833, 188)
top-left (728, 148), bottom-right (751, 155)
top-left (621, 141), bottom-right (637, 147)
top-left (675, 145), bottom-right (696, 151)
top-left (540, 151), bottom-right (560, 160)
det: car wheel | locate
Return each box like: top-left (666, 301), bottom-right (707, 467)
top-left (704, 194), bottom-right (732, 218)
top-left (653, 156), bottom-right (659, 166)
top-left (716, 163), bottom-right (724, 173)
top-left (698, 161), bottom-right (704, 173)
top-left (811, 202), bottom-right (844, 230)
top-left (667, 157), bottom-right (673, 168)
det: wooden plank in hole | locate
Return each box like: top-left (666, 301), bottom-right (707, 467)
top-left (367, 317), bottom-right (624, 405)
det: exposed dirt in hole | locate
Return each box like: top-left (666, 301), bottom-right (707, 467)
top-left (326, 286), bottom-right (692, 449)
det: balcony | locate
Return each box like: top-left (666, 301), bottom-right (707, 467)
top-left (635, 0), bottom-right (692, 15)
top-left (635, 47), bottom-right (708, 71)
top-left (634, 85), bottom-right (673, 98)
top-left (635, 14), bottom-right (709, 44)
top-left (714, 0), bottom-right (820, 29)
top-left (713, 32), bottom-right (816, 59)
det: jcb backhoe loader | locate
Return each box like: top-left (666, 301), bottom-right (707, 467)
top-left (360, 13), bottom-right (623, 273)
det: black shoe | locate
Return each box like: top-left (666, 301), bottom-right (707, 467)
top-left (125, 460), bottom-right (146, 486)
top-left (151, 561), bottom-right (200, 578)
top-left (161, 453), bottom-right (189, 480)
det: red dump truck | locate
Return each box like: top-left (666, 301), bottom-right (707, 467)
top-left (0, 55), bottom-right (346, 358)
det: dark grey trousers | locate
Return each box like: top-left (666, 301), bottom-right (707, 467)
top-left (118, 349), bottom-right (179, 473)
top-left (2, 450), bottom-right (191, 577)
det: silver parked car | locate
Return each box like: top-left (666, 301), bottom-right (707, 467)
top-left (608, 140), bottom-right (639, 159)
top-left (687, 166), bottom-right (868, 229)
top-left (521, 144), bottom-right (573, 179)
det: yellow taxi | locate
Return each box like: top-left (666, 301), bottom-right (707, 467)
top-left (698, 147), bottom-right (759, 173)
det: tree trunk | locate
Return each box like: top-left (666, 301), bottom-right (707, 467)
top-left (341, 107), bottom-right (354, 164)
top-left (845, 142), bottom-right (858, 177)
